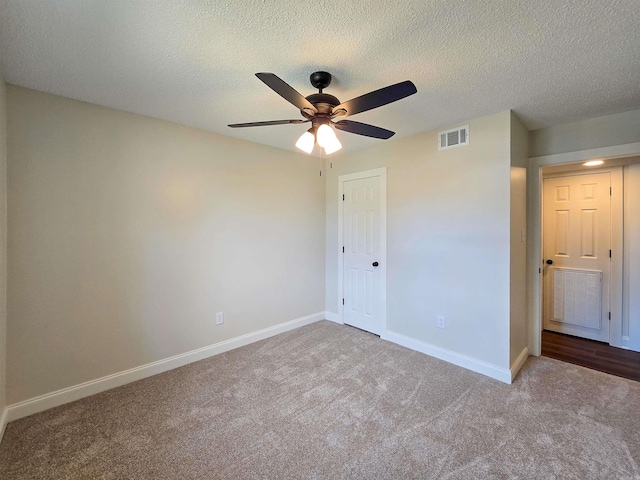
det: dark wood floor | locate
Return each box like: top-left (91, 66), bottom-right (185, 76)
top-left (542, 330), bottom-right (640, 382)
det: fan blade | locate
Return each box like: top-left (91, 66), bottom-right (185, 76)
top-left (228, 119), bottom-right (308, 128)
top-left (334, 120), bottom-right (395, 139)
top-left (256, 73), bottom-right (317, 114)
top-left (332, 80), bottom-right (417, 117)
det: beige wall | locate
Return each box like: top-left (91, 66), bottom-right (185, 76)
top-left (6, 86), bottom-right (325, 404)
top-left (509, 113), bottom-right (528, 366)
top-left (530, 109), bottom-right (640, 157)
top-left (326, 111), bottom-right (513, 370)
top-left (0, 74), bottom-right (7, 430)
top-left (5, 78), bottom-right (638, 410)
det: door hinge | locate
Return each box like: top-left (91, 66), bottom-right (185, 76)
top-left (610, 250), bottom-right (612, 258)
top-left (609, 312), bottom-right (611, 320)
top-left (342, 194), bottom-right (345, 201)
top-left (342, 298), bottom-right (345, 305)
top-left (610, 187), bottom-right (612, 196)
top-left (539, 267), bottom-right (541, 274)
top-left (342, 246), bottom-right (345, 253)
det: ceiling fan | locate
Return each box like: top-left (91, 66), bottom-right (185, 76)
top-left (228, 71), bottom-right (417, 154)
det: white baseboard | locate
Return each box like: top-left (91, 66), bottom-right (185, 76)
top-left (382, 330), bottom-right (513, 384)
top-left (510, 347), bottom-right (529, 382)
top-left (324, 311), bottom-right (341, 324)
top-left (7, 312), bottom-right (325, 422)
top-left (0, 406), bottom-right (8, 444)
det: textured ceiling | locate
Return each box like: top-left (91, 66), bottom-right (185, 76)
top-left (1, 0), bottom-right (639, 156)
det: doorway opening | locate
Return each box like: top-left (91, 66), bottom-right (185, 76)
top-left (536, 155), bottom-right (640, 378)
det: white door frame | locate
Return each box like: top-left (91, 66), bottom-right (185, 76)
top-left (338, 167), bottom-right (387, 332)
top-left (527, 143), bottom-right (640, 356)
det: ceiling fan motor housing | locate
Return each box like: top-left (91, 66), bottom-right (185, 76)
top-left (303, 93), bottom-right (340, 118)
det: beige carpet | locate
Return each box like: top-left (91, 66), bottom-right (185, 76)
top-left (1, 320), bottom-right (639, 479)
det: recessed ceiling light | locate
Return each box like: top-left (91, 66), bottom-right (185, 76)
top-left (583, 160), bottom-right (604, 167)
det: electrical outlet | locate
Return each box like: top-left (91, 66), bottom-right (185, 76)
top-left (437, 316), bottom-right (446, 329)
top-left (216, 312), bottom-right (224, 325)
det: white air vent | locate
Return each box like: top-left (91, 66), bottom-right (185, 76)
top-left (438, 125), bottom-right (469, 150)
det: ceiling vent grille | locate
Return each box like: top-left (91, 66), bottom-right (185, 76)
top-left (438, 125), bottom-right (469, 150)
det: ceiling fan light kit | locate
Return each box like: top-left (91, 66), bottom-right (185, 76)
top-left (295, 129), bottom-right (316, 154)
top-left (315, 123), bottom-right (337, 148)
top-left (229, 71), bottom-right (417, 155)
top-left (322, 135), bottom-right (342, 155)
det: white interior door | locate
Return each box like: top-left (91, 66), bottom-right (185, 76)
top-left (340, 169), bottom-right (386, 335)
top-left (543, 172), bottom-right (611, 342)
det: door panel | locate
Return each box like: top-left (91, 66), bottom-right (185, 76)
top-left (543, 173), bottom-right (611, 342)
top-left (342, 174), bottom-right (383, 335)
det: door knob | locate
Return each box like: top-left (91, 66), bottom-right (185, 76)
top-left (546, 259), bottom-right (553, 265)
top-left (372, 262), bottom-right (379, 267)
